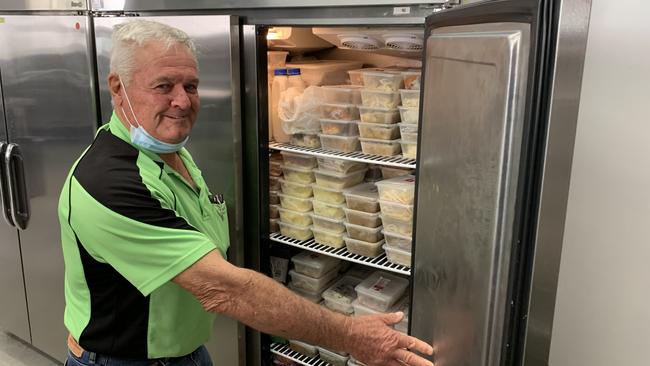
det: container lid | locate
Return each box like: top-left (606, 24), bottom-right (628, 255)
top-left (291, 251), bottom-right (341, 274)
top-left (288, 283), bottom-right (324, 303)
top-left (344, 222), bottom-right (383, 234)
top-left (354, 271), bottom-right (409, 306)
top-left (310, 213), bottom-right (345, 225)
top-left (398, 139), bottom-right (418, 146)
top-left (322, 102), bottom-right (358, 108)
top-left (359, 137), bottom-right (400, 144)
top-left (398, 88), bottom-right (420, 95)
top-left (343, 207), bottom-right (381, 218)
top-left (351, 298), bottom-right (382, 316)
top-left (397, 106), bottom-right (418, 111)
top-left (343, 182), bottom-right (379, 201)
top-left (358, 105), bottom-right (399, 112)
top-left (311, 226), bottom-right (346, 237)
top-left (383, 243), bottom-right (413, 256)
top-left (375, 175), bottom-right (416, 191)
top-left (277, 206), bottom-right (311, 216)
top-left (313, 168), bottom-right (368, 179)
top-left (318, 133), bottom-right (360, 141)
top-left (274, 68), bottom-right (287, 75)
top-left (313, 200), bottom-right (346, 209)
top-left (378, 199), bottom-right (414, 209)
top-left (361, 89), bottom-right (400, 96)
top-left (281, 164), bottom-right (314, 173)
top-left (343, 235), bottom-right (385, 247)
top-left (287, 68), bottom-right (301, 75)
top-left (278, 177), bottom-right (312, 188)
top-left (381, 229), bottom-right (413, 241)
top-left (357, 121), bottom-right (399, 128)
top-left (322, 275), bottom-right (362, 307)
top-left (277, 192), bottom-right (312, 203)
top-left (311, 183), bottom-right (344, 193)
top-left (280, 151), bottom-right (317, 160)
top-left (277, 221), bottom-right (312, 230)
top-left (320, 118), bottom-right (360, 124)
top-left (362, 70), bottom-right (404, 77)
top-left (321, 85), bottom-right (363, 91)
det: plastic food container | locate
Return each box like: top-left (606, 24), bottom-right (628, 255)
top-left (358, 106), bottom-right (400, 124)
top-left (321, 85), bottom-right (363, 104)
top-left (362, 71), bottom-right (404, 91)
top-left (269, 176), bottom-right (281, 191)
top-left (281, 165), bottom-right (315, 184)
top-left (278, 193), bottom-right (313, 212)
top-left (401, 132), bottom-right (418, 143)
top-left (344, 222), bottom-right (383, 242)
top-left (359, 137), bottom-right (401, 156)
top-left (312, 184), bottom-right (345, 204)
top-left (380, 166), bottom-right (414, 179)
top-left (375, 175), bottom-right (416, 204)
top-left (344, 265), bottom-right (373, 281)
top-left (352, 298), bottom-right (382, 316)
top-left (343, 207), bottom-right (381, 228)
top-left (280, 151), bottom-right (317, 169)
top-left (313, 200), bottom-right (346, 220)
top-left (400, 140), bottom-right (418, 159)
top-left (318, 347), bottom-right (349, 366)
top-left (269, 218), bottom-right (279, 233)
top-left (365, 165), bottom-right (383, 183)
top-left (269, 204), bottom-right (280, 219)
top-left (279, 178), bottom-right (313, 198)
top-left (321, 103), bottom-right (360, 121)
top-left (269, 160), bottom-right (283, 177)
top-left (343, 183), bottom-right (380, 213)
top-left (357, 122), bottom-right (400, 140)
top-left (399, 89), bottom-right (420, 107)
top-left (288, 283), bottom-right (324, 303)
top-left (278, 221), bottom-right (313, 241)
top-left (322, 276), bottom-right (362, 315)
top-left (291, 251), bottom-right (341, 278)
top-left (383, 244), bottom-right (412, 267)
top-left (278, 207), bottom-right (313, 226)
top-left (360, 89), bottom-right (401, 108)
top-left (354, 271), bottom-right (409, 311)
top-left (288, 339), bottom-right (318, 357)
top-left (316, 156), bottom-right (367, 174)
top-left (286, 60), bottom-right (363, 86)
top-left (319, 119), bottom-right (359, 136)
top-left (379, 200), bottom-right (414, 221)
top-left (319, 134), bottom-right (360, 153)
top-left (398, 106), bottom-right (419, 124)
top-left (289, 268), bottom-right (339, 292)
top-left (310, 214), bottom-right (346, 233)
top-left (347, 67), bottom-right (384, 85)
top-left (290, 133), bottom-right (321, 148)
top-left (392, 296), bottom-right (410, 333)
top-left (397, 122), bottom-right (419, 135)
top-left (269, 190), bottom-right (280, 205)
top-left (402, 71), bottom-right (421, 90)
top-left (313, 168), bottom-right (367, 190)
top-left (382, 229), bottom-right (413, 251)
top-left (343, 236), bottom-right (385, 258)
top-left (381, 215), bottom-right (412, 237)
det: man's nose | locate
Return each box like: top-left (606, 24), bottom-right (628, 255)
top-left (170, 85), bottom-right (191, 109)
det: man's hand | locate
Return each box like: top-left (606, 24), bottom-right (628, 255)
top-left (344, 312), bottom-right (434, 366)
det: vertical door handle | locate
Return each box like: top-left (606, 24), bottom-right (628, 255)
top-left (5, 143), bottom-right (29, 230)
top-left (0, 142), bottom-right (15, 227)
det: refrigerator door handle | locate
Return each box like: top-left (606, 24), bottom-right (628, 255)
top-left (5, 143), bottom-right (29, 230)
top-left (0, 142), bottom-right (15, 227)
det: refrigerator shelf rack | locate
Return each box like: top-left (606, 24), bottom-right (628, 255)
top-left (269, 142), bottom-right (416, 169)
top-left (270, 232), bottom-right (411, 276)
top-left (270, 342), bottom-right (330, 366)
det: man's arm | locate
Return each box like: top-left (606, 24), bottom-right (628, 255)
top-left (173, 250), bottom-right (433, 366)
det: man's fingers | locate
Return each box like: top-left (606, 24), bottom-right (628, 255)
top-left (393, 348), bottom-right (434, 366)
top-left (397, 334), bottom-right (434, 355)
top-left (382, 311), bottom-right (405, 325)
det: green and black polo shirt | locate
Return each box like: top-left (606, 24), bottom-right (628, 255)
top-left (58, 112), bottom-right (230, 359)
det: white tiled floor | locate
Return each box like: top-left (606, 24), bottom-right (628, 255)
top-left (0, 332), bottom-right (61, 366)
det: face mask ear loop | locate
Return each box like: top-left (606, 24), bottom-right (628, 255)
top-left (119, 78), bottom-right (140, 129)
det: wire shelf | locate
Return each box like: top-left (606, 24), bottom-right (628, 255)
top-left (270, 343), bottom-right (331, 366)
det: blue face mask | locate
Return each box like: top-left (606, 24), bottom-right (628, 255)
top-left (120, 79), bottom-right (189, 154)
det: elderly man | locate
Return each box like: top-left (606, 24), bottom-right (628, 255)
top-left (59, 20), bottom-right (433, 366)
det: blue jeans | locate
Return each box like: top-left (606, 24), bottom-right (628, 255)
top-left (64, 345), bottom-right (213, 366)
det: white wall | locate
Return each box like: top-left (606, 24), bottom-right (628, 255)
top-left (549, 1), bottom-right (650, 365)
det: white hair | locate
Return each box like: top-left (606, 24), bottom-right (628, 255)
top-left (110, 20), bottom-right (197, 85)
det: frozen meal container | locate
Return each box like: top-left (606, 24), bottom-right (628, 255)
top-left (313, 168), bottom-right (367, 190)
top-left (343, 208), bottom-right (382, 228)
top-left (278, 207), bottom-right (313, 226)
top-left (312, 200), bottom-right (346, 220)
top-left (288, 283), bottom-right (323, 303)
top-left (344, 265), bottom-right (373, 281)
top-left (380, 166), bottom-right (414, 179)
top-left (279, 178), bottom-right (313, 198)
top-left (269, 218), bottom-right (279, 233)
top-left (321, 85), bottom-right (363, 104)
top-left (288, 339), bottom-right (318, 357)
top-left (319, 134), bottom-right (360, 153)
top-left (286, 60), bottom-right (363, 86)
top-left (397, 122), bottom-right (419, 135)
top-left (360, 89), bottom-right (401, 108)
top-left (269, 190), bottom-right (280, 205)
top-left (359, 137), bottom-right (401, 156)
top-left (362, 71), bottom-right (404, 91)
top-left (375, 175), bottom-right (416, 204)
top-left (358, 106), bottom-right (400, 124)
top-left (311, 184), bottom-right (345, 204)
top-left (343, 183), bottom-right (380, 213)
top-left (382, 229), bottom-right (413, 251)
top-left (383, 244), bottom-right (412, 268)
top-left (280, 151), bottom-right (317, 169)
top-left (281, 165), bottom-right (315, 184)
top-left (399, 89), bottom-right (420, 107)
top-left (379, 199), bottom-right (414, 221)
top-left (344, 222), bottom-right (384, 242)
top-left (402, 71), bottom-right (421, 90)
top-left (343, 236), bottom-right (385, 258)
top-left (321, 103), bottom-right (360, 121)
top-left (310, 214), bottom-right (346, 233)
top-left (381, 215), bottom-right (413, 237)
top-left (269, 204), bottom-right (280, 219)
top-left (316, 156), bottom-right (367, 174)
top-left (290, 133), bottom-right (321, 148)
top-left (347, 67), bottom-right (384, 85)
top-left (322, 276), bottom-right (362, 315)
top-left (317, 347), bottom-right (349, 366)
top-left (400, 140), bottom-right (418, 159)
top-left (401, 132), bottom-right (418, 143)
top-left (289, 268), bottom-right (339, 292)
top-left (269, 176), bottom-right (281, 191)
top-left (291, 251), bottom-right (341, 278)
top-left (319, 118), bottom-right (359, 136)
top-left (354, 271), bottom-right (409, 311)
top-left (357, 122), bottom-right (400, 140)
top-left (278, 193), bottom-right (313, 212)
top-left (269, 160), bottom-right (283, 177)
top-left (365, 165), bottom-right (383, 183)
top-left (278, 221), bottom-right (313, 241)
top-left (351, 298), bottom-right (382, 317)
top-left (398, 106), bottom-right (419, 124)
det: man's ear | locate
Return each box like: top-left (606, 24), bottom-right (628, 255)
top-left (108, 73), bottom-right (123, 106)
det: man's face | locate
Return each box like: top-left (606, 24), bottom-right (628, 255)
top-left (118, 41), bottom-right (199, 144)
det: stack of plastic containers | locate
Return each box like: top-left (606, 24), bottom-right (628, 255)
top-left (376, 175), bottom-right (416, 267)
top-left (318, 85), bottom-right (363, 153)
top-left (353, 271), bottom-right (410, 334)
top-left (288, 252), bottom-right (341, 303)
top-left (398, 70), bottom-right (421, 159)
top-left (269, 152), bottom-right (283, 233)
top-left (277, 152), bottom-right (316, 241)
top-left (341, 182), bottom-right (384, 258)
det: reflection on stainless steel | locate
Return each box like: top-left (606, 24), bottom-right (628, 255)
top-left (411, 22), bottom-right (530, 366)
top-left (0, 0), bottom-right (87, 11)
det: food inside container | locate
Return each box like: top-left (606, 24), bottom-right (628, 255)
top-left (347, 67), bottom-right (384, 86)
top-left (313, 168), bottom-right (367, 190)
top-left (288, 283), bottom-right (324, 303)
top-left (362, 71), bottom-right (404, 91)
top-left (354, 271), bottom-right (409, 311)
top-left (322, 276), bottom-right (362, 315)
top-left (269, 160), bottom-right (283, 177)
top-left (381, 215), bottom-right (413, 237)
top-left (382, 229), bottom-right (413, 251)
top-left (313, 200), bottom-right (346, 219)
top-left (359, 137), bottom-right (401, 156)
top-left (310, 214), bottom-right (346, 233)
top-left (380, 166), bottom-right (414, 179)
top-left (279, 178), bottom-right (313, 198)
top-left (278, 193), bottom-right (313, 212)
top-left (319, 119), bottom-right (359, 136)
top-left (398, 106), bottom-right (419, 124)
top-left (269, 218), bottom-right (279, 233)
top-left (400, 140), bottom-right (418, 159)
top-left (344, 265), bottom-right (374, 281)
top-left (375, 175), bottom-right (416, 204)
top-left (269, 176), bottom-right (281, 191)
top-left (269, 204), bottom-right (280, 219)
top-left (400, 132), bottom-right (418, 143)
top-left (288, 339), bottom-right (319, 357)
top-left (278, 207), bottom-right (313, 226)
top-left (286, 60), bottom-right (363, 86)
top-left (321, 103), bottom-right (360, 121)
top-left (316, 156), bottom-right (367, 174)
top-left (291, 251), bottom-right (341, 278)
top-left (317, 347), bottom-right (349, 366)
top-left (360, 89), bottom-right (401, 108)
top-left (321, 85), bottom-right (363, 104)
top-left (399, 89), bottom-right (420, 107)
top-left (344, 222), bottom-right (383, 242)
top-left (402, 71), bottom-right (421, 90)
top-left (318, 134), bottom-right (360, 153)
top-left (343, 182), bottom-right (380, 213)
top-left (383, 244), bottom-right (412, 268)
top-left (358, 106), bottom-right (400, 124)
top-left (290, 133), bottom-right (321, 148)
top-left (357, 122), bottom-right (400, 140)
top-left (289, 267), bottom-right (339, 292)
top-left (311, 184), bottom-right (345, 204)
top-left (269, 190), bottom-right (280, 205)
top-left (397, 122), bottom-right (419, 135)
top-left (365, 165), bottom-right (383, 183)
top-left (278, 221), bottom-right (313, 241)
top-left (280, 151), bottom-right (317, 169)
top-left (343, 236), bottom-right (385, 258)
top-left (281, 165), bottom-right (315, 184)
top-left (379, 200), bottom-right (414, 221)
top-left (343, 208), bottom-right (381, 228)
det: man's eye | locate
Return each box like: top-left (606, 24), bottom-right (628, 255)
top-left (185, 85), bottom-right (198, 93)
top-left (156, 84), bottom-right (172, 91)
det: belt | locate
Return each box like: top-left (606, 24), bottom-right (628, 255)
top-left (67, 334), bottom-right (85, 358)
